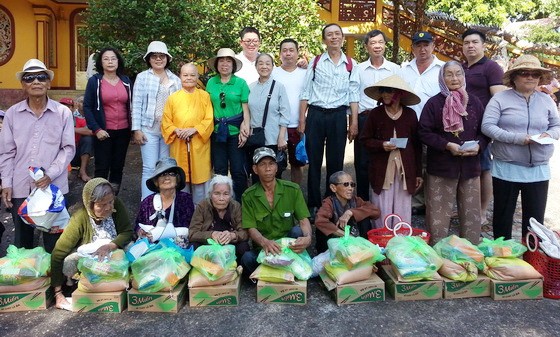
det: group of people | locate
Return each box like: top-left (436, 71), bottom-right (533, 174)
top-left (0, 23), bottom-right (558, 310)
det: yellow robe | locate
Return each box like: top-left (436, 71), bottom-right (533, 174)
top-left (162, 88), bottom-right (214, 184)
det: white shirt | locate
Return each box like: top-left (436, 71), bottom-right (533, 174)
top-left (357, 57), bottom-right (400, 112)
top-left (235, 52), bottom-right (259, 85)
top-left (401, 55), bottom-right (445, 119)
top-left (272, 66), bottom-right (306, 127)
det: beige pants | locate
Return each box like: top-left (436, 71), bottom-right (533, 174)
top-left (425, 174), bottom-right (481, 245)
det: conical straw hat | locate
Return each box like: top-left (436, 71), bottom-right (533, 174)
top-left (364, 74), bottom-right (421, 106)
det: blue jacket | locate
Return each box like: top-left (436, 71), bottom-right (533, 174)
top-left (84, 73), bottom-right (132, 133)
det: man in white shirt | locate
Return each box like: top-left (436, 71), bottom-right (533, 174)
top-left (272, 38), bottom-right (307, 185)
top-left (235, 27), bottom-right (261, 85)
top-left (355, 30), bottom-right (400, 201)
top-left (401, 31), bottom-right (445, 119)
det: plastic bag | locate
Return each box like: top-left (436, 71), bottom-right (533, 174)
top-left (433, 235), bottom-right (486, 270)
top-left (324, 261), bottom-right (373, 285)
top-left (0, 277), bottom-right (50, 293)
top-left (191, 239), bottom-right (236, 281)
top-left (439, 258), bottom-right (478, 282)
top-left (256, 238), bottom-right (313, 280)
top-left (188, 266), bottom-right (241, 288)
top-left (249, 264), bottom-right (295, 283)
top-left (131, 247), bottom-right (190, 292)
top-left (0, 245), bottom-right (51, 285)
top-left (385, 235), bottom-right (443, 281)
top-left (77, 249), bottom-right (129, 284)
top-left (311, 251), bottom-right (330, 278)
top-left (483, 257), bottom-right (542, 280)
top-left (17, 167), bottom-right (70, 232)
top-left (478, 237), bottom-right (527, 258)
top-left (295, 134), bottom-right (308, 164)
top-left (327, 226), bottom-right (385, 269)
top-left (77, 277), bottom-right (128, 293)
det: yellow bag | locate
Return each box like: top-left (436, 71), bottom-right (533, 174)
top-left (249, 264), bottom-right (295, 283)
top-left (324, 262), bottom-right (373, 285)
top-left (438, 258), bottom-right (478, 282)
top-left (0, 277), bottom-right (50, 292)
top-left (483, 257), bottom-right (542, 280)
top-left (77, 277), bottom-right (129, 292)
top-left (188, 266), bottom-right (241, 288)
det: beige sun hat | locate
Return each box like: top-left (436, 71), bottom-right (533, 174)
top-left (503, 54), bottom-right (553, 87)
top-left (16, 59), bottom-right (54, 81)
top-left (143, 41), bottom-right (173, 61)
top-left (364, 74), bottom-right (421, 106)
top-left (207, 48), bottom-right (243, 73)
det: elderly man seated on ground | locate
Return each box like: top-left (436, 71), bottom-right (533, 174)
top-left (240, 147), bottom-right (312, 276)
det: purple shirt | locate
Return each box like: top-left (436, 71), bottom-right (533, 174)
top-left (134, 191), bottom-right (194, 231)
top-left (463, 57), bottom-right (504, 107)
top-left (418, 93), bottom-right (489, 180)
top-left (0, 99), bottom-right (75, 198)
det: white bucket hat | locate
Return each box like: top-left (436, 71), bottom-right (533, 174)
top-left (207, 48), bottom-right (243, 73)
top-left (143, 41), bottom-right (173, 61)
top-left (16, 59), bottom-right (54, 81)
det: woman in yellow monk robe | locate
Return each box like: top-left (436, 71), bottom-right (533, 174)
top-left (162, 63), bottom-right (214, 204)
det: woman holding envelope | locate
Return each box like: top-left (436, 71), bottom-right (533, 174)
top-left (135, 157), bottom-right (194, 248)
top-left (418, 60), bottom-right (488, 245)
top-left (360, 75), bottom-right (422, 228)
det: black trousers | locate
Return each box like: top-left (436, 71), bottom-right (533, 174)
top-left (353, 111), bottom-right (370, 201)
top-left (93, 128), bottom-right (131, 185)
top-left (492, 177), bottom-right (548, 240)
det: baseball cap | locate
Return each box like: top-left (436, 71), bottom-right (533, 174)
top-left (59, 97), bottom-right (74, 106)
top-left (253, 147), bottom-right (276, 164)
top-left (412, 31), bottom-right (433, 44)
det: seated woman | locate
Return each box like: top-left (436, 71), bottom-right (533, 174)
top-left (51, 178), bottom-right (133, 310)
top-left (315, 171), bottom-right (381, 253)
top-left (188, 175), bottom-right (249, 261)
top-left (135, 157), bottom-right (195, 248)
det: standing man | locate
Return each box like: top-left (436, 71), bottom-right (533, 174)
top-left (0, 59), bottom-right (75, 252)
top-left (299, 23), bottom-right (360, 216)
top-left (356, 30), bottom-right (400, 201)
top-left (241, 147), bottom-right (311, 276)
top-left (401, 31), bottom-right (445, 213)
top-left (461, 29), bottom-right (506, 225)
top-left (272, 38), bottom-right (307, 185)
top-left (235, 26), bottom-right (261, 85)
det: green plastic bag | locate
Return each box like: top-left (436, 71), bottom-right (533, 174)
top-left (257, 238), bottom-right (313, 280)
top-left (77, 249), bottom-right (129, 284)
top-left (0, 245), bottom-right (50, 286)
top-left (385, 236), bottom-right (443, 281)
top-left (327, 226), bottom-right (385, 269)
top-left (433, 235), bottom-right (486, 270)
top-left (478, 237), bottom-right (527, 258)
top-left (131, 247), bottom-right (190, 292)
top-left (190, 239), bottom-right (236, 281)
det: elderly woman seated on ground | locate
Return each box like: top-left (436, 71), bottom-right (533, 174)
top-left (135, 157), bottom-right (194, 248)
top-left (315, 171), bottom-right (381, 253)
top-left (50, 178), bottom-right (133, 310)
top-left (188, 175), bottom-right (249, 261)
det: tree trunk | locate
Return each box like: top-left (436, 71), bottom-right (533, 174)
top-left (392, 0), bottom-right (401, 63)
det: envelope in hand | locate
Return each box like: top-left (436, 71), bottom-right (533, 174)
top-left (138, 221), bottom-right (177, 242)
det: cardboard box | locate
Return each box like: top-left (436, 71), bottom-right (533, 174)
top-left (320, 272), bottom-right (385, 305)
top-left (0, 285), bottom-right (52, 312)
top-left (442, 275), bottom-right (491, 299)
top-left (128, 281), bottom-right (187, 312)
top-left (491, 278), bottom-right (543, 300)
top-left (72, 290), bottom-right (127, 313)
top-left (381, 265), bottom-right (442, 301)
top-left (257, 280), bottom-right (307, 305)
top-left (189, 276), bottom-right (240, 307)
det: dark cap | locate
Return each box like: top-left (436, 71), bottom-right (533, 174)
top-left (412, 31), bottom-right (433, 44)
top-left (253, 147), bottom-right (276, 164)
top-left (59, 97), bottom-right (74, 106)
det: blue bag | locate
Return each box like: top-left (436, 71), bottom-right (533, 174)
top-left (295, 134), bottom-right (309, 165)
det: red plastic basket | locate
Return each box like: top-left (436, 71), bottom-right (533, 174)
top-left (367, 214), bottom-right (430, 248)
top-left (524, 231), bottom-right (560, 299)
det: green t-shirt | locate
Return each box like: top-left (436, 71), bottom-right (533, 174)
top-left (206, 75), bottom-right (250, 135)
top-left (242, 179), bottom-right (310, 246)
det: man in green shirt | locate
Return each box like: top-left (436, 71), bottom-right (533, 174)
top-left (241, 147), bottom-right (312, 276)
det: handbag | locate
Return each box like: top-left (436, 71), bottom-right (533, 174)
top-left (245, 80), bottom-right (276, 148)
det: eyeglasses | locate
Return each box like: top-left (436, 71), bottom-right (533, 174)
top-left (379, 87), bottom-right (395, 94)
top-left (335, 182), bottom-right (356, 187)
top-left (150, 53), bottom-right (166, 60)
top-left (242, 39), bottom-right (260, 45)
top-left (159, 172), bottom-right (178, 178)
top-left (517, 71), bottom-right (541, 79)
top-left (219, 92), bottom-right (226, 109)
top-left (21, 73), bottom-right (49, 83)
top-left (102, 57), bottom-right (118, 63)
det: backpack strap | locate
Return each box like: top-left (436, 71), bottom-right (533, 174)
top-left (312, 54), bottom-right (353, 81)
top-left (311, 54), bottom-right (321, 82)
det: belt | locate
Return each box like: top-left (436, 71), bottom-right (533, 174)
top-left (309, 105), bottom-right (347, 113)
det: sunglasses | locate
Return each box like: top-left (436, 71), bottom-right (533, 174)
top-left (219, 92), bottom-right (226, 109)
top-left (335, 181), bottom-right (356, 187)
top-left (22, 73), bottom-right (49, 83)
top-left (517, 71), bottom-right (541, 79)
top-left (150, 53), bottom-right (166, 60)
top-left (379, 87), bottom-right (395, 94)
top-left (159, 172), bottom-right (178, 178)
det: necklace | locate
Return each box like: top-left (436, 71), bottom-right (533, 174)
top-left (385, 106), bottom-right (403, 120)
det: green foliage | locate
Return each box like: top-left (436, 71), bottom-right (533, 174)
top-left (82, 0), bottom-right (324, 79)
top-left (525, 22), bottom-right (560, 46)
top-left (427, 0), bottom-right (536, 26)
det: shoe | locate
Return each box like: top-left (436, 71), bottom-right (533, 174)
top-left (412, 207), bottom-right (425, 216)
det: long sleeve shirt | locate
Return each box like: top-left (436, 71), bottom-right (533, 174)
top-left (248, 78), bottom-right (290, 145)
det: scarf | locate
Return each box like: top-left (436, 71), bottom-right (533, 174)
top-left (438, 69), bottom-right (469, 136)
